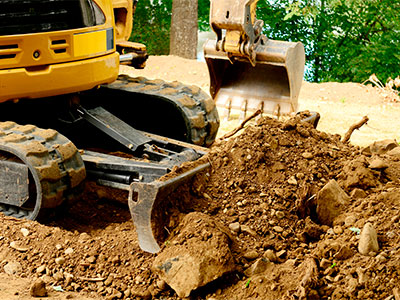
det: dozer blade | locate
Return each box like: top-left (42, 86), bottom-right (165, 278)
top-left (128, 163), bottom-right (210, 253)
top-left (204, 38), bottom-right (305, 119)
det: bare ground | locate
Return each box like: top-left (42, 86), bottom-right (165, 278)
top-left (1, 56), bottom-right (400, 299)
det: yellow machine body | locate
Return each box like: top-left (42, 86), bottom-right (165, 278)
top-left (0, 0), bottom-right (130, 103)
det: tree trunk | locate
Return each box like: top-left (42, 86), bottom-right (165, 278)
top-left (169, 0), bottom-right (198, 59)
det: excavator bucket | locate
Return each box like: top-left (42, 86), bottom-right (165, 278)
top-left (204, 0), bottom-right (306, 119)
top-left (204, 39), bottom-right (305, 119)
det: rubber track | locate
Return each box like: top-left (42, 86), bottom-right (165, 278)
top-left (105, 75), bottom-right (220, 147)
top-left (0, 122), bottom-right (86, 220)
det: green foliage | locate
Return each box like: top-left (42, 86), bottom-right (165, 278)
top-left (257, 0), bottom-right (400, 83)
top-left (130, 0), bottom-right (172, 55)
top-left (198, 0), bottom-right (210, 31)
top-left (130, 0), bottom-right (399, 83)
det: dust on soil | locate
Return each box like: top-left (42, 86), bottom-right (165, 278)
top-left (1, 56), bottom-right (400, 299)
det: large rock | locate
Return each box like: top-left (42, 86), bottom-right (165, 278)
top-left (3, 261), bottom-right (22, 275)
top-left (358, 223), bottom-right (379, 255)
top-left (30, 279), bottom-right (48, 297)
top-left (339, 157), bottom-right (378, 191)
top-left (152, 212), bottom-right (236, 298)
top-left (362, 139), bottom-right (398, 155)
top-left (316, 180), bottom-right (350, 226)
top-left (387, 147), bottom-right (400, 158)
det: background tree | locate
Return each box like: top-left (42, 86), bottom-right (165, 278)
top-left (130, 0), bottom-right (400, 83)
top-left (130, 0), bottom-right (172, 55)
top-left (169, 0), bottom-right (198, 59)
top-left (258, 0), bottom-right (400, 83)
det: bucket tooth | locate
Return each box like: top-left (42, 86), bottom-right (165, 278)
top-left (239, 99), bottom-right (248, 120)
top-left (222, 98), bottom-right (232, 121)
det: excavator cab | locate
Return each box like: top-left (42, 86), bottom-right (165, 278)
top-left (204, 0), bottom-right (305, 119)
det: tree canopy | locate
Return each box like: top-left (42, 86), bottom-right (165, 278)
top-left (258, 0), bottom-right (400, 83)
top-left (131, 0), bottom-right (400, 83)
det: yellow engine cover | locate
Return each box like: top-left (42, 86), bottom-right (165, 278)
top-left (0, 0), bottom-right (120, 102)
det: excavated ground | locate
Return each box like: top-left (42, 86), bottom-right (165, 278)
top-left (1, 56), bottom-right (400, 299)
top-left (1, 115), bottom-right (400, 300)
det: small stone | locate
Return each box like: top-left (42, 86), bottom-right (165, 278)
top-left (20, 228), bottom-right (29, 237)
top-left (368, 158), bottom-right (388, 169)
top-left (241, 225), bottom-right (257, 236)
top-left (334, 245), bottom-right (354, 260)
top-left (387, 231), bottom-right (396, 239)
top-left (243, 250), bottom-right (259, 260)
top-left (53, 271), bottom-right (64, 282)
top-left (375, 254), bottom-right (387, 262)
top-left (275, 211), bottom-right (285, 219)
top-left (65, 247), bottom-right (74, 255)
top-left (55, 257), bottom-right (66, 265)
top-left (156, 279), bottom-right (166, 290)
top-left (78, 232), bottom-right (90, 240)
top-left (276, 250), bottom-right (287, 258)
top-left (65, 273), bottom-right (74, 286)
top-left (288, 176), bottom-right (297, 185)
top-left (36, 265), bottom-right (46, 274)
top-left (358, 223), bottom-right (379, 255)
top-left (273, 226), bottom-right (284, 233)
top-left (264, 250), bottom-right (278, 263)
top-left (344, 215), bottom-right (357, 226)
top-left (104, 276), bottom-right (113, 286)
top-left (87, 256), bottom-right (96, 264)
top-left (9, 241), bottom-right (28, 252)
top-left (350, 188), bottom-right (367, 199)
top-left (124, 289), bottom-right (131, 297)
top-left (327, 228), bottom-right (335, 235)
top-left (4, 261), bottom-right (22, 275)
top-left (30, 279), bottom-right (47, 297)
top-left (302, 152), bottom-right (314, 159)
top-left (333, 226), bottom-right (343, 234)
top-left (229, 222), bottom-right (241, 233)
top-left (111, 256), bottom-right (120, 265)
top-left (55, 244), bottom-right (63, 250)
top-left (320, 258), bottom-right (331, 269)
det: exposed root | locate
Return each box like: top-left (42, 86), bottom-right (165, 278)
top-left (342, 116), bottom-right (369, 143)
top-left (219, 109), bottom-right (262, 140)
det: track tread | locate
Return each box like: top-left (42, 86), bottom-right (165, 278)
top-left (0, 123), bottom-right (85, 220)
top-left (107, 75), bottom-right (220, 147)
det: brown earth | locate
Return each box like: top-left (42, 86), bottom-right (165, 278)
top-left (1, 56), bottom-right (400, 300)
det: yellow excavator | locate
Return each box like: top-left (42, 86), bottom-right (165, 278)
top-left (0, 0), bottom-right (305, 253)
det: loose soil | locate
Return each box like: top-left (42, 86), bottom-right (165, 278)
top-left (1, 56), bottom-right (400, 300)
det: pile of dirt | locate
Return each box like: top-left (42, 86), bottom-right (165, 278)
top-left (1, 115), bottom-right (400, 300)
